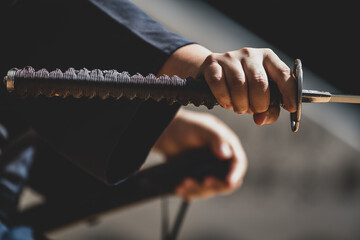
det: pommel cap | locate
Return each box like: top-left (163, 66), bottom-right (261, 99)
top-left (3, 69), bottom-right (16, 92)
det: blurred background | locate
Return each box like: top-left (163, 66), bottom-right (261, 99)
top-left (22, 1), bottom-right (360, 239)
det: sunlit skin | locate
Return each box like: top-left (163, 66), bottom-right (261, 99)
top-left (153, 108), bottom-right (247, 200)
top-left (153, 44), bottom-right (297, 200)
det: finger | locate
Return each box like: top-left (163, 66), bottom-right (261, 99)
top-left (180, 178), bottom-right (203, 200)
top-left (247, 108), bottom-right (254, 114)
top-left (263, 49), bottom-right (297, 112)
top-left (210, 137), bottom-right (245, 191)
top-left (203, 177), bottom-right (231, 195)
top-left (175, 185), bottom-right (186, 197)
top-left (203, 56), bottom-right (233, 109)
top-left (210, 134), bottom-right (247, 188)
top-left (179, 177), bottom-right (228, 200)
top-left (226, 148), bottom-right (247, 187)
top-left (253, 106), bottom-right (281, 125)
top-left (219, 57), bottom-right (249, 114)
top-left (211, 141), bottom-right (233, 160)
top-left (226, 159), bottom-right (242, 187)
top-left (242, 57), bottom-right (270, 114)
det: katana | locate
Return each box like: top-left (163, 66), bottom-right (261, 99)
top-left (3, 59), bottom-right (359, 132)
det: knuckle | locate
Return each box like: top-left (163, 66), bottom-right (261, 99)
top-left (252, 73), bottom-right (268, 89)
top-left (205, 53), bottom-right (219, 64)
top-left (279, 66), bottom-right (292, 79)
top-left (208, 73), bottom-right (222, 84)
top-left (263, 48), bottom-right (274, 55)
top-left (223, 51), bottom-right (234, 59)
top-left (230, 75), bottom-right (246, 89)
top-left (240, 47), bottom-right (253, 57)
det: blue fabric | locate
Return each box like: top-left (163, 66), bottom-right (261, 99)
top-left (0, 223), bottom-right (36, 240)
top-left (0, 130), bottom-right (38, 223)
top-left (0, 0), bottom-right (193, 238)
top-left (0, 0), bottom-right (191, 184)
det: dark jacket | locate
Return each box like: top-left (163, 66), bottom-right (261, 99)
top-left (0, 0), bottom-right (193, 184)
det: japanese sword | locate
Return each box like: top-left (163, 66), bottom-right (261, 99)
top-left (3, 59), bottom-right (360, 132)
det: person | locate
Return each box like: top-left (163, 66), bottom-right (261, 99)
top-left (0, 0), bottom-right (296, 239)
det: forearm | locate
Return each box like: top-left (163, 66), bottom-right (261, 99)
top-left (157, 44), bottom-right (212, 78)
top-left (152, 108), bottom-right (200, 156)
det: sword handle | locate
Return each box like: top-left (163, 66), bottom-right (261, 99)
top-left (3, 67), bottom-right (283, 110)
top-left (291, 59), bottom-right (303, 132)
top-left (3, 68), bottom-right (217, 108)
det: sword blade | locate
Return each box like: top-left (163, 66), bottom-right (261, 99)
top-left (329, 94), bottom-right (360, 104)
top-left (301, 90), bottom-right (331, 103)
top-left (301, 90), bottom-right (360, 104)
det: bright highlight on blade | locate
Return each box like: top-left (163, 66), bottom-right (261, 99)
top-left (329, 94), bottom-right (360, 104)
top-left (301, 90), bottom-right (360, 104)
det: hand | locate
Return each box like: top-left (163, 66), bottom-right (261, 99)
top-left (152, 108), bottom-right (247, 200)
top-left (199, 47), bottom-right (297, 125)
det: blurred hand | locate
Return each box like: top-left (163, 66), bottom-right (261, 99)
top-left (152, 108), bottom-right (247, 200)
top-left (199, 47), bottom-right (297, 125)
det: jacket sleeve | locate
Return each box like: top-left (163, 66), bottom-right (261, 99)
top-left (0, 0), bottom-right (195, 185)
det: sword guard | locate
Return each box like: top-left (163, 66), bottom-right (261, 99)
top-left (291, 59), bottom-right (303, 132)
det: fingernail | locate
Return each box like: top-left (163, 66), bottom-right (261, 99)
top-left (257, 117), bottom-right (265, 126)
top-left (263, 114), bottom-right (271, 125)
top-left (254, 113), bottom-right (266, 126)
top-left (234, 108), bottom-right (246, 115)
top-left (220, 143), bottom-right (232, 158)
top-left (259, 117), bottom-right (266, 126)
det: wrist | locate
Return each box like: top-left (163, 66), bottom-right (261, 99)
top-left (151, 108), bottom-right (199, 156)
top-left (157, 44), bottom-right (212, 78)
